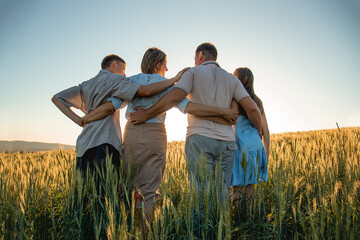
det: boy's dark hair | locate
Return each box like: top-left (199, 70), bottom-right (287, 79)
top-left (101, 54), bottom-right (126, 69)
top-left (195, 42), bottom-right (218, 60)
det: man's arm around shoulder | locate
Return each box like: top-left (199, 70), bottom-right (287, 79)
top-left (239, 97), bottom-right (262, 135)
top-left (130, 88), bottom-right (187, 124)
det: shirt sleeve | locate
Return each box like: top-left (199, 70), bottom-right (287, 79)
top-left (107, 97), bottom-right (123, 111)
top-left (232, 76), bottom-right (250, 103)
top-left (175, 97), bottom-right (191, 113)
top-left (110, 75), bottom-right (141, 101)
top-left (173, 69), bottom-right (194, 95)
top-left (53, 86), bottom-right (83, 109)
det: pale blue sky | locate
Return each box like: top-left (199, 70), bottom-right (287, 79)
top-left (1, 0), bottom-right (359, 145)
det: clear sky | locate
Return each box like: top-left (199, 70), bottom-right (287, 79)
top-left (1, 0), bottom-right (359, 145)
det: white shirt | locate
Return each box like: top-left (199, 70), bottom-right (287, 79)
top-left (175, 61), bottom-right (249, 141)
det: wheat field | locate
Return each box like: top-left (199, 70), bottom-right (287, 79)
top-left (1, 127), bottom-right (359, 239)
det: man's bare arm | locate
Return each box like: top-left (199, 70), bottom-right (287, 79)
top-left (130, 88), bottom-right (187, 124)
top-left (239, 97), bottom-right (262, 135)
top-left (136, 67), bottom-right (190, 97)
top-left (52, 96), bottom-right (84, 127)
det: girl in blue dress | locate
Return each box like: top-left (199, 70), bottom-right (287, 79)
top-left (231, 67), bottom-right (270, 209)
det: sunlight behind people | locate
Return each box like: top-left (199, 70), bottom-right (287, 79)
top-left (119, 106), bottom-right (188, 142)
top-left (164, 108), bottom-right (188, 141)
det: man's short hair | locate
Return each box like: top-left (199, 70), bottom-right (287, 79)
top-left (196, 42), bottom-right (218, 60)
top-left (101, 54), bottom-right (126, 69)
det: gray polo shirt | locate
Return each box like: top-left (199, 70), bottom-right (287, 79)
top-left (54, 69), bottom-right (141, 157)
top-left (175, 61), bottom-right (249, 141)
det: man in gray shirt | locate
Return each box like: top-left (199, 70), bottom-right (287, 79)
top-left (130, 43), bottom-right (262, 200)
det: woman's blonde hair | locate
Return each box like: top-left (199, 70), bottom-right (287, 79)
top-left (141, 47), bottom-right (166, 74)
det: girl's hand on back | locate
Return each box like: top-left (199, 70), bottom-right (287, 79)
top-left (223, 108), bottom-right (238, 125)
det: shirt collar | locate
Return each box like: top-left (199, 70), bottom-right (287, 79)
top-left (201, 60), bottom-right (220, 67)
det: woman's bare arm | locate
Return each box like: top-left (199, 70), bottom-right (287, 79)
top-left (83, 102), bottom-right (115, 124)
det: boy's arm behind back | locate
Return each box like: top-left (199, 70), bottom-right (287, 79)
top-left (52, 96), bottom-right (84, 127)
top-left (52, 85), bottom-right (85, 127)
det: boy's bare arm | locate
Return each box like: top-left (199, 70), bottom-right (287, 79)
top-left (136, 67), bottom-right (190, 97)
top-left (52, 96), bottom-right (84, 127)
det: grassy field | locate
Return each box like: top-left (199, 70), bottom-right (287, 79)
top-left (1, 127), bottom-right (359, 239)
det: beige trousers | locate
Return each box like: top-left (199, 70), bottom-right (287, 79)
top-left (123, 122), bottom-right (167, 208)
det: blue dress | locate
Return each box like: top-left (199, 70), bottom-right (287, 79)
top-left (231, 115), bottom-right (268, 186)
